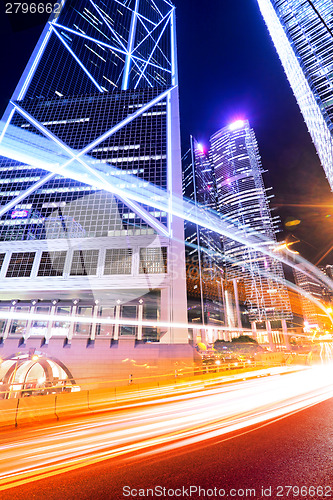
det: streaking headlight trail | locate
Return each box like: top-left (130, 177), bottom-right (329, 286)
top-left (1, 366), bottom-right (333, 491)
top-left (0, 121), bottom-right (332, 325)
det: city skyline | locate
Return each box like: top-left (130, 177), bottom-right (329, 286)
top-left (0, 0), bottom-right (332, 269)
top-left (0, 0), bottom-right (331, 349)
top-left (0, 3), bottom-right (333, 494)
top-left (175, 0), bottom-right (332, 268)
top-left (209, 119), bottom-right (292, 327)
top-left (182, 120), bottom-right (293, 347)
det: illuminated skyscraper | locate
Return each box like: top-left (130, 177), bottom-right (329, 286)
top-left (294, 264), bottom-right (329, 331)
top-left (209, 120), bottom-right (292, 333)
top-left (0, 0), bottom-right (188, 344)
top-left (182, 138), bottom-right (224, 330)
top-left (257, 0), bottom-right (333, 191)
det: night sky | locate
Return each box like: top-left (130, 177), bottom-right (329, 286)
top-left (0, 0), bottom-right (332, 265)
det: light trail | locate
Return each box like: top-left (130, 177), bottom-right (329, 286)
top-left (1, 366), bottom-right (333, 491)
top-left (0, 121), bottom-right (332, 330)
top-left (274, 203), bottom-right (333, 208)
top-left (1, 120), bottom-right (332, 297)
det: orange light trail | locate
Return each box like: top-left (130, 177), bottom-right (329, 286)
top-left (1, 366), bottom-right (333, 491)
top-left (274, 203), bottom-right (333, 208)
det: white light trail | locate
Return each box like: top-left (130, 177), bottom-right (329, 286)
top-left (0, 366), bottom-right (332, 491)
top-left (0, 121), bottom-right (332, 325)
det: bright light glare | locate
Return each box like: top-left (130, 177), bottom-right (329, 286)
top-left (229, 119), bottom-right (245, 131)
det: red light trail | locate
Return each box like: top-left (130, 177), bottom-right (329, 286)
top-left (1, 366), bottom-right (333, 491)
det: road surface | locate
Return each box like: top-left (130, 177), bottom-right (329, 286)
top-left (1, 365), bottom-right (333, 499)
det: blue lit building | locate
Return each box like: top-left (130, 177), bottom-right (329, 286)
top-left (257, 0), bottom-right (333, 191)
top-left (209, 120), bottom-right (292, 339)
top-left (182, 120), bottom-right (293, 346)
top-left (294, 263), bottom-right (330, 331)
top-left (0, 0), bottom-right (188, 346)
top-left (182, 138), bottom-right (224, 332)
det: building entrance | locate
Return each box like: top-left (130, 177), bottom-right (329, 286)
top-left (0, 351), bottom-right (76, 399)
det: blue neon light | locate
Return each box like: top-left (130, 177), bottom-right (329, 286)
top-left (51, 25), bottom-right (104, 92)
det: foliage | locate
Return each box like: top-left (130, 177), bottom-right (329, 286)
top-left (214, 337), bottom-right (263, 354)
top-left (231, 335), bottom-right (257, 344)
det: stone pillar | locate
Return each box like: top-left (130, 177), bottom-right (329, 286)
top-left (282, 319), bottom-right (291, 350)
top-left (251, 322), bottom-right (257, 341)
top-left (114, 305), bottom-right (121, 340)
top-left (159, 287), bottom-right (171, 344)
top-left (137, 301), bottom-right (143, 341)
top-left (67, 303), bottom-right (78, 343)
top-left (90, 303), bottom-right (99, 341)
top-left (265, 320), bottom-right (275, 351)
top-left (201, 329), bottom-right (207, 345)
top-left (193, 327), bottom-right (201, 345)
top-left (25, 305), bottom-right (36, 341)
top-left (45, 302), bottom-right (57, 344)
top-left (232, 279), bottom-right (242, 333)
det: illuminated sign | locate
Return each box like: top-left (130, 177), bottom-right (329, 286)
top-left (11, 209), bottom-right (29, 219)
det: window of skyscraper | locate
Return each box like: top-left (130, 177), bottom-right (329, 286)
top-left (9, 306), bottom-right (29, 335)
top-left (75, 306), bottom-right (93, 335)
top-left (139, 247), bottom-right (167, 274)
top-left (97, 306), bottom-right (114, 336)
top-left (37, 251), bottom-right (67, 277)
top-left (103, 248), bottom-right (132, 275)
top-left (53, 305), bottom-right (71, 334)
top-left (6, 252), bottom-right (36, 278)
top-left (0, 254), bottom-right (5, 272)
top-left (120, 305), bottom-right (137, 336)
top-left (32, 306), bottom-right (50, 332)
top-left (0, 305), bottom-right (9, 336)
top-left (70, 250), bottom-right (99, 276)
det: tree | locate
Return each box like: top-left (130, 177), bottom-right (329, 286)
top-left (231, 335), bottom-right (257, 344)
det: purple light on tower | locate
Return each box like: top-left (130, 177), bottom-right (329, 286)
top-left (229, 119), bottom-right (245, 131)
top-left (197, 143), bottom-right (204, 153)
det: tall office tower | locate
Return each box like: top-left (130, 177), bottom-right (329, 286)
top-left (257, 0), bottom-right (333, 191)
top-left (0, 0), bottom-right (188, 344)
top-left (182, 139), bottom-right (224, 333)
top-left (320, 264), bottom-right (333, 281)
top-left (318, 264), bottom-right (333, 306)
top-left (209, 120), bottom-right (292, 338)
top-left (294, 264), bottom-right (330, 330)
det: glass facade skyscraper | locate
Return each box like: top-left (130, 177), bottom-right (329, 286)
top-left (209, 120), bottom-right (292, 325)
top-left (182, 138), bottom-right (224, 330)
top-left (257, 0), bottom-right (333, 191)
top-left (0, 0), bottom-right (188, 344)
top-left (294, 263), bottom-right (329, 331)
top-left (182, 119), bottom-right (293, 345)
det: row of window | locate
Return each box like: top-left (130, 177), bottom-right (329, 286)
top-left (0, 247), bottom-right (167, 278)
top-left (0, 301), bottom-right (159, 338)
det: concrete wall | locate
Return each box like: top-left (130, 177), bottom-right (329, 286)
top-left (0, 336), bottom-right (199, 389)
